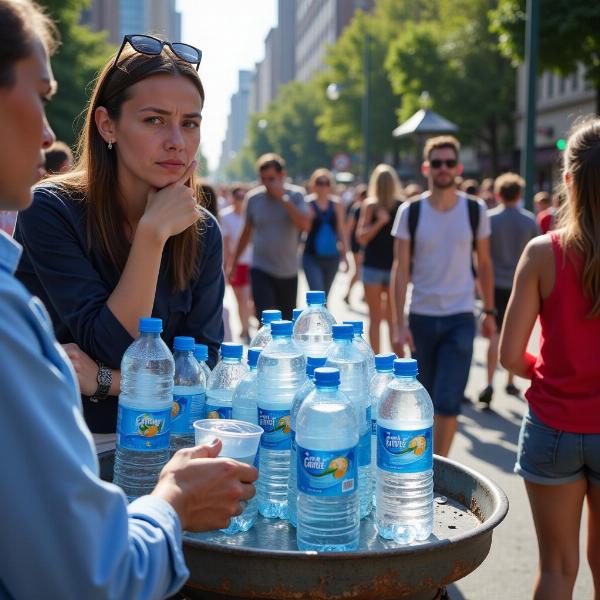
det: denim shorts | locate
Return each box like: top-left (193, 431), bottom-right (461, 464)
top-left (515, 408), bottom-right (600, 486)
top-left (361, 265), bottom-right (390, 286)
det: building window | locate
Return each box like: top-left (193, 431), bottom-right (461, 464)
top-left (546, 73), bottom-right (554, 99)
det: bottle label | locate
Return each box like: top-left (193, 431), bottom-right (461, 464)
top-left (372, 417), bottom-right (377, 435)
top-left (258, 407), bottom-right (291, 450)
top-left (117, 405), bottom-right (171, 452)
top-left (205, 404), bottom-right (232, 420)
top-left (170, 393), bottom-right (204, 434)
top-left (297, 445), bottom-right (357, 497)
top-left (377, 425), bottom-right (433, 473)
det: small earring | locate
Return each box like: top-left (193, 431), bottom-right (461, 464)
top-left (108, 141), bottom-right (113, 150)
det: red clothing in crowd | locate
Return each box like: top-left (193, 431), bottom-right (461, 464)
top-left (536, 208), bottom-right (555, 234)
top-left (527, 231), bottom-right (600, 433)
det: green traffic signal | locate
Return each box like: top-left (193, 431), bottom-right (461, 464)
top-left (556, 138), bottom-right (567, 151)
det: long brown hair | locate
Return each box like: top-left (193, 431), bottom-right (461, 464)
top-left (558, 117), bottom-right (600, 318)
top-left (49, 44), bottom-right (205, 291)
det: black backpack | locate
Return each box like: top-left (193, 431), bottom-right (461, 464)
top-left (408, 196), bottom-right (480, 277)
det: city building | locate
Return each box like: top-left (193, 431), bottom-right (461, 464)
top-left (217, 70), bottom-right (253, 175)
top-left (515, 64), bottom-right (595, 191)
top-left (249, 0), bottom-right (296, 115)
top-left (295, 0), bottom-right (373, 84)
top-left (82, 0), bottom-right (181, 45)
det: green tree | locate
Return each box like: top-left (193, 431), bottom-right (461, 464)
top-left (386, 0), bottom-right (515, 174)
top-left (317, 10), bottom-right (401, 173)
top-left (491, 0), bottom-right (600, 113)
top-left (41, 0), bottom-right (114, 146)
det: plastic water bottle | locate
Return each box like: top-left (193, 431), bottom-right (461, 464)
top-left (343, 320), bottom-right (376, 380)
top-left (296, 367), bottom-right (360, 552)
top-left (287, 354), bottom-right (328, 527)
top-left (205, 343), bottom-right (247, 419)
top-left (170, 336), bottom-right (206, 453)
top-left (293, 290), bottom-right (336, 356)
top-left (232, 348), bottom-right (261, 425)
top-left (292, 307), bottom-right (303, 324)
top-left (194, 343), bottom-right (212, 383)
top-left (376, 358), bottom-right (434, 543)
top-left (114, 318), bottom-right (174, 501)
top-left (326, 324), bottom-right (372, 518)
top-left (370, 353), bottom-right (396, 506)
top-left (249, 309), bottom-right (282, 349)
top-left (257, 320), bottom-right (306, 519)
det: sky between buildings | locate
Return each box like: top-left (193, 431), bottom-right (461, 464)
top-left (178, 0), bottom-right (277, 174)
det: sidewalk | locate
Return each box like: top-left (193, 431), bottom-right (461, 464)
top-left (223, 266), bottom-right (593, 599)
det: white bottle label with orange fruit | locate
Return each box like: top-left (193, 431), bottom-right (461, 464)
top-left (376, 426), bottom-right (432, 473)
top-left (297, 446), bottom-right (358, 496)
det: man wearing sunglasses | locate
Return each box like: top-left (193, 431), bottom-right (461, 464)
top-left (390, 136), bottom-right (496, 457)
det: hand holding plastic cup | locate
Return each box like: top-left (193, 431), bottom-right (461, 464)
top-left (194, 419), bottom-right (263, 534)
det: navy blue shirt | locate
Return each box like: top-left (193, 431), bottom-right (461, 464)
top-left (14, 185), bottom-right (224, 433)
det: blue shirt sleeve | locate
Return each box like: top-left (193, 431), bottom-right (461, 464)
top-left (0, 275), bottom-right (189, 599)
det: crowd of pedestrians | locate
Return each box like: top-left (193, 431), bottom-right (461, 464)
top-left (2, 0), bottom-right (600, 597)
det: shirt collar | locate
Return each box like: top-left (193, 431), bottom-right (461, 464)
top-left (0, 229), bottom-right (23, 275)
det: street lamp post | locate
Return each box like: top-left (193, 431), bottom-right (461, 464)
top-left (362, 33), bottom-right (371, 184)
top-left (521, 0), bottom-right (540, 211)
top-left (327, 33), bottom-right (372, 184)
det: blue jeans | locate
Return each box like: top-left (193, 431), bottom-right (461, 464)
top-left (408, 312), bottom-right (475, 416)
top-left (302, 253), bottom-right (339, 297)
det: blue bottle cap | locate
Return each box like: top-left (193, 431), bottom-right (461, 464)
top-left (270, 320), bottom-right (293, 337)
top-left (375, 352), bottom-right (396, 372)
top-left (261, 309), bottom-right (282, 325)
top-left (139, 317), bottom-right (162, 333)
top-left (306, 355), bottom-right (327, 376)
top-left (314, 367), bottom-right (340, 387)
top-left (194, 343), bottom-right (208, 361)
top-left (332, 324), bottom-right (354, 340)
top-left (394, 358), bottom-right (418, 377)
top-left (247, 347), bottom-right (261, 368)
top-left (173, 336), bottom-right (195, 351)
top-left (292, 308), bottom-right (303, 322)
top-left (306, 290), bottom-right (326, 305)
top-left (343, 320), bottom-right (363, 335)
top-left (221, 342), bottom-right (243, 359)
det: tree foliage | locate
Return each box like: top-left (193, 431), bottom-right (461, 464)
top-left (491, 0), bottom-right (600, 112)
top-left (229, 81), bottom-right (331, 182)
top-left (40, 0), bottom-right (114, 147)
top-left (317, 10), bottom-right (400, 166)
top-left (386, 0), bottom-right (515, 173)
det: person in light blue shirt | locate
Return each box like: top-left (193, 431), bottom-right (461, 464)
top-left (0, 2), bottom-right (257, 599)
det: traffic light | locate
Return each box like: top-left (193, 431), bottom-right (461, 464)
top-left (556, 138), bottom-right (567, 151)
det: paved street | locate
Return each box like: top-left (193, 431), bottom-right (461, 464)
top-left (224, 265), bottom-right (594, 599)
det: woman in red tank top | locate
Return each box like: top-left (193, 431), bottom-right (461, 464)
top-left (500, 118), bottom-right (600, 599)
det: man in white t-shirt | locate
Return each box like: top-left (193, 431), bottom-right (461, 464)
top-left (390, 136), bottom-right (496, 457)
top-left (221, 185), bottom-right (252, 343)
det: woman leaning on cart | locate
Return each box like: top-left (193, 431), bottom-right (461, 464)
top-left (14, 24), bottom-right (225, 447)
top-left (500, 117), bottom-right (600, 599)
top-left (0, 1), bottom-right (256, 597)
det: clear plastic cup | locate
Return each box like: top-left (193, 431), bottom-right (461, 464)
top-left (193, 419), bottom-right (263, 534)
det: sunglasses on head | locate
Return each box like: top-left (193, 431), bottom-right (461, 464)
top-left (315, 178), bottom-right (330, 186)
top-left (429, 159), bottom-right (458, 169)
top-left (112, 34), bottom-right (202, 71)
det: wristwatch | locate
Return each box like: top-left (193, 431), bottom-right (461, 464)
top-left (482, 308), bottom-right (498, 317)
top-left (90, 362), bottom-right (112, 402)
